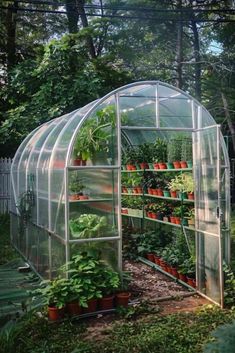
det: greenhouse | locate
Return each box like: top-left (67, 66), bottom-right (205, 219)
top-left (10, 81), bottom-right (230, 307)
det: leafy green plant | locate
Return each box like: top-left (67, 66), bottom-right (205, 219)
top-left (73, 106), bottom-right (116, 161)
top-left (34, 278), bottom-right (70, 308)
top-left (69, 172), bottom-right (85, 193)
top-left (223, 263), bottom-right (235, 306)
top-left (167, 136), bottom-right (183, 162)
top-left (178, 256), bottom-right (195, 276)
top-left (137, 143), bottom-right (155, 162)
top-left (69, 214), bottom-right (108, 238)
top-left (168, 173), bottom-right (194, 193)
top-left (153, 138), bottom-right (167, 162)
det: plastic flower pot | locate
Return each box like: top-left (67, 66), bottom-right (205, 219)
top-left (115, 292), bottom-right (131, 307)
top-left (82, 299), bottom-right (98, 314)
top-left (178, 192), bottom-right (188, 200)
top-left (73, 158), bottom-right (87, 166)
top-left (180, 161), bottom-right (188, 168)
top-left (48, 305), bottom-right (65, 321)
top-left (173, 161), bottom-right (181, 169)
top-left (157, 212), bottom-right (164, 220)
top-left (146, 253), bottom-right (155, 262)
top-left (187, 161), bottom-right (193, 168)
top-left (167, 162), bottom-right (174, 169)
top-left (148, 163), bottom-right (153, 169)
top-left (163, 190), bottom-right (170, 197)
top-left (66, 301), bottom-right (81, 316)
top-left (98, 295), bottom-right (115, 311)
top-left (182, 218), bottom-right (188, 226)
top-left (163, 216), bottom-right (169, 222)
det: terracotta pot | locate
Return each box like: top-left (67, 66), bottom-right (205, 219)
top-left (180, 161), bottom-right (188, 168)
top-left (48, 305), bottom-right (65, 321)
top-left (179, 273), bottom-right (187, 282)
top-left (187, 192), bottom-right (194, 200)
top-left (173, 161), bottom-right (181, 169)
top-left (133, 187), bottom-right (139, 194)
top-left (122, 187), bottom-right (128, 193)
top-left (149, 212), bottom-right (154, 218)
top-left (170, 191), bottom-right (177, 198)
top-left (171, 267), bottom-right (179, 279)
top-left (151, 213), bottom-right (157, 219)
top-left (98, 295), bottom-right (115, 311)
top-left (152, 189), bottom-right (158, 195)
top-left (73, 158), bottom-right (86, 166)
top-left (137, 187), bottom-right (143, 194)
top-left (154, 255), bottom-right (161, 266)
top-left (154, 163), bottom-right (159, 169)
top-left (148, 188), bottom-right (153, 195)
top-left (166, 265), bottom-right (172, 274)
top-left (146, 253), bottom-right (155, 262)
top-left (187, 277), bottom-right (196, 288)
top-left (82, 299), bottom-right (97, 314)
top-left (66, 301), bottom-right (81, 316)
top-left (79, 195), bottom-right (89, 200)
top-left (115, 292), bottom-right (131, 307)
top-left (159, 162), bottom-right (167, 169)
top-left (174, 217), bottom-right (181, 225)
top-left (121, 208), bottom-right (128, 214)
top-left (140, 162), bottom-right (149, 170)
top-left (170, 216), bottom-right (176, 224)
top-left (157, 189), bottom-right (164, 196)
top-left (147, 211), bottom-right (152, 218)
top-left (69, 194), bottom-right (79, 200)
top-left (126, 164), bottom-right (136, 170)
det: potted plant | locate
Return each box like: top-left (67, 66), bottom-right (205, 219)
top-left (122, 146), bottom-right (138, 170)
top-left (69, 173), bottom-right (88, 200)
top-left (73, 106), bottom-right (116, 165)
top-left (185, 208), bottom-right (195, 227)
top-left (69, 214), bottom-right (108, 238)
top-left (181, 137), bottom-right (193, 168)
top-left (98, 267), bottom-right (120, 310)
top-left (115, 271), bottom-right (132, 307)
top-left (35, 278), bottom-right (69, 321)
top-left (137, 143), bottom-right (154, 169)
top-left (153, 138), bottom-right (167, 169)
top-left (167, 137), bottom-right (183, 169)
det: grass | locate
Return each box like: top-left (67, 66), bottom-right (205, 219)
top-left (0, 214), bottom-right (18, 265)
top-left (0, 305), bottom-right (235, 353)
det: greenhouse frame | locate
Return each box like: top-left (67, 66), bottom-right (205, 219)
top-left (10, 81), bottom-right (230, 307)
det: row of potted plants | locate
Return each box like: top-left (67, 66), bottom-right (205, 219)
top-left (35, 252), bottom-right (131, 321)
top-left (121, 172), bottom-right (194, 200)
top-left (124, 229), bottom-right (196, 288)
top-left (122, 137), bottom-right (192, 171)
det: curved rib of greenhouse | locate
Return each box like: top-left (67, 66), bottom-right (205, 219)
top-left (10, 81), bottom-right (230, 306)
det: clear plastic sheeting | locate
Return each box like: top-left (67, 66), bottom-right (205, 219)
top-left (10, 81), bottom-right (230, 307)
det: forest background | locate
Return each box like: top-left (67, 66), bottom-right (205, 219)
top-left (0, 0), bottom-right (234, 157)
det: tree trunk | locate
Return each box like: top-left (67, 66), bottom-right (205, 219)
top-left (175, 0), bottom-right (183, 89)
top-left (76, 0), bottom-right (96, 58)
top-left (221, 92), bottom-right (235, 155)
top-left (191, 20), bottom-right (201, 101)
top-left (6, 1), bottom-right (18, 72)
top-left (65, 0), bottom-right (79, 33)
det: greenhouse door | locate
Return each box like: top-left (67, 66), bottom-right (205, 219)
top-left (193, 125), bottom-right (224, 307)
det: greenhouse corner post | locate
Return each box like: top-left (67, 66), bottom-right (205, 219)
top-left (116, 92), bottom-right (122, 270)
top-left (217, 124), bottom-right (224, 307)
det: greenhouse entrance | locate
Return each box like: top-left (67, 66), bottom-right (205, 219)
top-left (10, 81), bottom-right (230, 308)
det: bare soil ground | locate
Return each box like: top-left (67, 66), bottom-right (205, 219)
top-left (82, 260), bottom-right (209, 342)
